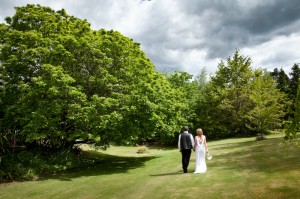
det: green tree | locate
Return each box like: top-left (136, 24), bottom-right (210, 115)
top-left (7, 64), bottom-right (90, 149)
top-left (165, 71), bottom-right (199, 131)
top-left (270, 68), bottom-right (290, 95)
top-left (190, 68), bottom-right (212, 135)
top-left (284, 64), bottom-right (300, 144)
top-left (0, 4), bottom-right (187, 150)
top-left (285, 64), bottom-right (300, 121)
top-left (246, 69), bottom-right (289, 139)
top-left (284, 78), bottom-right (300, 144)
top-left (289, 64), bottom-right (300, 99)
top-left (207, 50), bottom-right (253, 137)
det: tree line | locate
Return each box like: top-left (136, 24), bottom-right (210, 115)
top-left (0, 5), bottom-right (299, 157)
top-left (166, 56), bottom-right (298, 140)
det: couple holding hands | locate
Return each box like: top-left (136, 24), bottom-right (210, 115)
top-left (178, 126), bottom-right (209, 174)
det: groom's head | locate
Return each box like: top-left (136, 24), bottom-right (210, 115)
top-left (183, 126), bottom-right (189, 131)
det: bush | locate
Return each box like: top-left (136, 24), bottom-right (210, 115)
top-left (0, 146), bottom-right (86, 182)
top-left (256, 134), bottom-right (268, 141)
top-left (136, 146), bottom-right (148, 154)
top-left (0, 151), bottom-right (41, 182)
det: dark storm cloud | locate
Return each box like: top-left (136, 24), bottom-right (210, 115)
top-left (174, 0), bottom-right (300, 59)
top-left (240, 0), bottom-right (300, 35)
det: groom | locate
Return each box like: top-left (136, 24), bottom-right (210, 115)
top-left (178, 126), bottom-right (194, 173)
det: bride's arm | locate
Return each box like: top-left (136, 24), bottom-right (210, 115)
top-left (204, 136), bottom-right (208, 152)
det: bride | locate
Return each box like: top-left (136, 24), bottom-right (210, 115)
top-left (194, 128), bottom-right (208, 173)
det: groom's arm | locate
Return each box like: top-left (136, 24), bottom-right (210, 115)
top-left (190, 134), bottom-right (194, 148)
top-left (178, 134), bottom-right (181, 149)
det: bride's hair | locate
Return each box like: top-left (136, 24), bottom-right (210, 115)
top-left (196, 128), bottom-right (203, 135)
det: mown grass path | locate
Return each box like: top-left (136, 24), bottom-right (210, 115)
top-left (1, 134), bottom-right (299, 199)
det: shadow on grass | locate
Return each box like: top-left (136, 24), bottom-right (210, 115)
top-left (147, 146), bottom-right (176, 150)
top-left (207, 136), bottom-right (300, 174)
top-left (38, 151), bottom-right (158, 182)
top-left (150, 171), bottom-right (183, 176)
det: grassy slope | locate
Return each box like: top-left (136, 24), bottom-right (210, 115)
top-left (0, 134), bottom-right (299, 199)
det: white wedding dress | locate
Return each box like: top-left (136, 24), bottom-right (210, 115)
top-left (194, 135), bottom-right (207, 173)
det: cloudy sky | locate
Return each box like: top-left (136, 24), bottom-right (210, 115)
top-left (1, 0), bottom-right (300, 76)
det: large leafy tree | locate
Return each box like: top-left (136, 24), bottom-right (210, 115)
top-left (8, 65), bottom-right (89, 149)
top-left (178, 68), bottom-right (213, 134)
top-left (246, 69), bottom-right (289, 138)
top-left (192, 68), bottom-right (215, 137)
top-left (0, 4), bottom-right (186, 151)
top-left (165, 71), bottom-right (197, 126)
top-left (207, 50), bottom-right (253, 137)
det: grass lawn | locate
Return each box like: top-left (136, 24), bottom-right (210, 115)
top-left (0, 133), bottom-right (300, 199)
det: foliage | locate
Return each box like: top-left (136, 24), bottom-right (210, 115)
top-left (193, 51), bottom-right (290, 139)
top-left (136, 146), bottom-right (148, 154)
top-left (284, 77), bottom-right (300, 145)
top-left (270, 64), bottom-right (300, 143)
top-left (192, 68), bottom-right (216, 136)
top-left (0, 147), bottom-right (87, 182)
top-left (0, 4), bottom-right (188, 153)
top-left (165, 71), bottom-right (197, 129)
top-left (270, 67), bottom-right (290, 95)
top-left (289, 63), bottom-right (300, 99)
top-left (205, 50), bottom-right (254, 137)
top-left (246, 69), bottom-right (289, 138)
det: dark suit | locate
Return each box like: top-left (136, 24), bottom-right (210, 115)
top-left (178, 132), bottom-right (194, 173)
